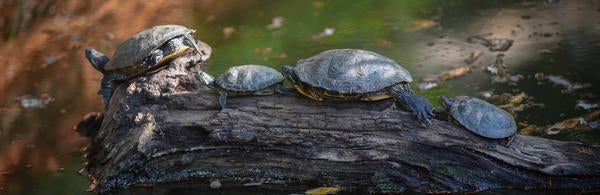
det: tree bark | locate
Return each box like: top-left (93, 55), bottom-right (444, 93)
top-left (77, 54), bottom-right (600, 193)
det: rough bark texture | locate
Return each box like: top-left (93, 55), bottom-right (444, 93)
top-left (77, 54), bottom-right (600, 193)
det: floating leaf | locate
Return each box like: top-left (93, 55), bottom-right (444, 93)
top-left (305, 186), bottom-right (340, 195)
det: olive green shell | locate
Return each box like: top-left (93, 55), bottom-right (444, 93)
top-left (294, 49), bottom-right (413, 93)
top-left (105, 25), bottom-right (194, 70)
top-left (216, 65), bottom-right (284, 92)
top-left (447, 96), bottom-right (517, 139)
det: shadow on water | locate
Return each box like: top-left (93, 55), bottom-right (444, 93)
top-left (0, 0), bottom-right (598, 194)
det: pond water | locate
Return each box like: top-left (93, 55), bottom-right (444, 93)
top-left (0, 0), bottom-right (598, 194)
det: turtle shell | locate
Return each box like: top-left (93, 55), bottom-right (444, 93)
top-left (294, 49), bottom-right (412, 94)
top-left (105, 25), bottom-right (194, 70)
top-left (216, 65), bottom-right (284, 92)
top-left (448, 96), bottom-right (517, 139)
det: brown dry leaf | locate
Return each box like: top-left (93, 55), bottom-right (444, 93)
top-left (439, 66), bottom-right (471, 81)
top-left (573, 146), bottom-right (595, 157)
top-left (305, 186), bottom-right (340, 195)
top-left (403, 19), bottom-right (437, 32)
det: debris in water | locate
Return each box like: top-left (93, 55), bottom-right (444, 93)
top-left (305, 186), bottom-right (340, 195)
top-left (546, 75), bottom-right (589, 92)
top-left (439, 66), bottom-right (471, 81)
top-left (418, 82), bottom-right (439, 90)
top-left (417, 67), bottom-right (470, 90)
top-left (223, 27), bottom-right (236, 39)
top-left (312, 1), bottom-right (325, 9)
top-left (266, 16), bottom-right (285, 30)
top-left (243, 181), bottom-right (263, 187)
top-left (576, 100), bottom-right (599, 110)
top-left (404, 19), bottom-right (437, 32)
top-left (253, 47), bottom-right (272, 55)
top-left (487, 54), bottom-right (506, 75)
top-left (15, 95), bottom-right (54, 109)
top-left (573, 146), bottom-right (596, 157)
top-left (489, 39), bottom-right (513, 51)
top-left (520, 123), bottom-right (544, 134)
top-left (377, 39), bottom-right (393, 48)
top-left (590, 121), bottom-right (599, 129)
top-left (71, 35), bottom-right (85, 42)
top-left (467, 36), bottom-right (513, 51)
top-left (465, 50), bottom-right (483, 64)
top-left (486, 66), bottom-right (498, 74)
top-left (497, 92), bottom-right (544, 114)
top-left (508, 92), bottom-right (528, 105)
top-left (44, 56), bottom-right (57, 65)
top-left (313, 28), bottom-right (335, 39)
top-left (210, 180), bottom-right (222, 189)
top-left (547, 117), bottom-right (586, 135)
top-left (534, 72), bottom-right (545, 80)
top-left (480, 91), bottom-right (493, 99)
top-left (467, 36), bottom-right (490, 46)
top-left (510, 75), bottom-right (523, 82)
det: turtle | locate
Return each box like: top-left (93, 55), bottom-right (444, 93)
top-left (282, 49), bottom-right (434, 124)
top-left (440, 96), bottom-right (517, 148)
top-left (197, 65), bottom-right (295, 108)
top-left (84, 24), bottom-right (212, 105)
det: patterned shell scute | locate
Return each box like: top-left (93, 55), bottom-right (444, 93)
top-left (295, 49), bottom-right (413, 94)
top-left (106, 25), bottom-right (194, 70)
top-left (216, 65), bottom-right (284, 92)
top-left (450, 96), bottom-right (517, 139)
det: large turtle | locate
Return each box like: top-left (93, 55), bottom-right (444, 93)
top-left (197, 65), bottom-right (294, 108)
top-left (282, 49), bottom-right (434, 124)
top-left (85, 25), bottom-right (212, 105)
top-left (440, 96), bottom-right (517, 148)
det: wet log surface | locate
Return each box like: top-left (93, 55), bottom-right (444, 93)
top-left (77, 54), bottom-right (600, 193)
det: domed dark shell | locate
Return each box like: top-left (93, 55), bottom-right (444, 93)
top-left (294, 49), bottom-right (412, 94)
top-left (216, 65), bottom-right (284, 92)
top-left (106, 25), bottom-right (194, 70)
top-left (449, 96), bottom-right (517, 139)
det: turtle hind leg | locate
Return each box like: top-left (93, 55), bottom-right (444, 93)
top-left (219, 92), bottom-right (228, 109)
top-left (486, 139), bottom-right (498, 149)
top-left (389, 85), bottom-right (435, 124)
top-left (500, 135), bottom-right (516, 147)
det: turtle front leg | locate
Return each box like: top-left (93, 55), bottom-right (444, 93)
top-left (389, 85), bottom-right (434, 124)
top-left (99, 77), bottom-right (116, 106)
top-left (219, 92), bottom-right (229, 109)
top-left (99, 72), bottom-right (127, 109)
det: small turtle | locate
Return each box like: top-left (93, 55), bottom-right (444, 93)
top-left (440, 96), bottom-right (517, 148)
top-left (85, 25), bottom-right (212, 105)
top-left (197, 65), bottom-right (294, 108)
top-left (282, 49), bottom-right (434, 123)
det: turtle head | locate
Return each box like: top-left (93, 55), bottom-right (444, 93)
top-left (196, 71), bottom-right (217, 89)
top-left (196, 41), bottom-right (213, 62)
top-left (183, 34), bottom-right (212, 62)
top-left (281, 65), bottom-right (299, 85)
top-left (85, 48), bottom-right (110, 71)
top-left (440, 96), bottom-right (453, 110)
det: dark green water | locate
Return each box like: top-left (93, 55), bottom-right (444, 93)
top-left (1, 0), bottom-right (598, 194)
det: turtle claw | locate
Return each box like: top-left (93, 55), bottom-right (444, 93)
top-left (396, 90), bottom-right (435, 124)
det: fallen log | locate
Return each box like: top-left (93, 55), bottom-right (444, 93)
top-left (76, 53), bottom-right (600, 193)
